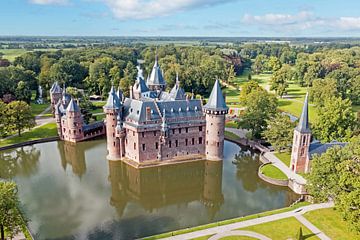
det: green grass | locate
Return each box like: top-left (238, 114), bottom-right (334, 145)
top-left (240, 217), bottom-right (319, 240)
top-left (92, 101), bottom-right (106, 107)
top-left (141, 202), bottom-right (310, 240)
top-left (0, 48), bottom-right (27, 61)
top-left (190, 235), bottom-right (213, 240)
top-left (0, 122), bottom-right (57, 147)
top-left (30, 102), bottom-right (50, 116)
top-left (225, 121), bottom-right (238, 128)
top-left (278, 98), bottom-right (318, 123)
top-left (219, 237), bottom-right (256, 240)
top-left (260, 164), bottom-right (288, 180)
top-left (352, 105), bottom-right (360, 112)
top-left (304, 208), bottom-right (360, 240)
top-left (224, 131), bottom-right (241, 141)
top-left (274, 152), bottom-right (291, 167)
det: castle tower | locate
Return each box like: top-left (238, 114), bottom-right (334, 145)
top-left (104, 86), bottom-right (122, 160)
top-left (50, 81), bottom-right (62, 114)
top-left (203, 79), bottom-right (228, 160)
top-left (115, 111), bottom-right (126, 159)
top-left (54, 100), bottom-right (63, 140)
top-left (290, 93), bottom-right (312, 173)
top-left (202, 160), bottom-right (224, 220)
top-left (147, 52), bottom-right (166, 91)
top-left (65, 98), bottom-right (84, 142)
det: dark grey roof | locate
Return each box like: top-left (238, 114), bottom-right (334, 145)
top-left (104, 86), bottom-right (121, 109)
top-left (168, 81), bottom-right (186, 100)
top-left (50, 81), bottom-right (62, 93)
top-left (147, 57), bottom-right (166, 86)
top-left (66, 98), bottom-right (80, 112)
top-left (309, 140), bottom-right (347, 159)
top-left (123, 98), bottom-right (203, 124)
top-left (117, 87), bottom-right (124, 102)
top-left (203, 79), bottom-right (228, 111)
top-left (136, 76), bottom-right (149, 93)
top-left (296, 92), bottom-right (311, 133)
top-left (83, 121), bottom-right (104, 131)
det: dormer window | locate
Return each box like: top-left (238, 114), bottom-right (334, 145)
top-left (179, 107), bottom-right (182, 112)
top-left (186, 107), bottom-right (190, 111)
top-left (194, 106), bottom-right (198, 111)
top-left (171, 108), bottom-right (174, 112)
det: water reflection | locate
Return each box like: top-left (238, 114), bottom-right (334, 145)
top-left (108, 160), bottom-right (224, 220)
top-left (58, 142), bottom-right (86, 178)
top-left (0, 146), bottom-right (40, 179)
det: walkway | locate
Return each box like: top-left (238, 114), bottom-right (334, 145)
top-left (225, 127), bottom-right (248, 139)
top-left (208, 230), bottom-right (271, 240)
top-left (263, 152), bottom-right (307, 185)
top-left (161, 202), bottom-right (334, 240)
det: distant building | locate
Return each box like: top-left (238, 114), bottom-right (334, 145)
top-left (290, 93), bottom-right (346, 173)
top-left (50, 54), bottom-right (228, 166)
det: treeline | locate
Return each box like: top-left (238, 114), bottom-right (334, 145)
top-left (0, 45), bottom-right (235, 101)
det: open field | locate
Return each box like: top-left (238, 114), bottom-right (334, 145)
top-left (304, 208), bottom-right (360, 240)
top-left (0, 122), bottom-right (57, 147)
top-left (0, 48), bottom-right (27, 61)
top-left (240, 217), bottom-right (319, 240)
top-left (30, 102), bottom-right (50, 116)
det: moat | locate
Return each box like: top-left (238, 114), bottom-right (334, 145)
top-left (0, 140), bottom-right (298, 240)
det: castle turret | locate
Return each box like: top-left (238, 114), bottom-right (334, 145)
top-left (115, 111), bottom-right (126, 159)
top-left (104, 86), bottom-right (122, 160)
top-left (147, 52), bottom-right (166, 91)
top-left (65, 98), bottom-right (84, 142)
top-left (50, 81), bottom-right (62, 114)
top-left (54, 100), bottom-right (63, 140)
top-left (203, 79), bottom-right (228, 160)
top-left (290, 92), bottom-right (311, 173)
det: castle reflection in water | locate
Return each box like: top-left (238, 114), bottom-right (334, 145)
top-left (57, 141), bottom-right (224, 220)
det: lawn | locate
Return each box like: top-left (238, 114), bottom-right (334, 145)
top-left (218, 237), bottom-right (256, 240)
top-left (240, 217), bottom-right (319, 240)
top-left (0, 48), bottom-right (27, 61)
top-left (274, 152), bottom-right (291, 167)
top-left (225, 120), bottom-right (238, 128)
top-left (0, 122), bottom-right (57, 147)
top-left (260, 164), bottom-right (288, 180)
top-left (30, 102), bottom-right (50, 116)
top-left (224, 131), bottom-right (241, 141)
top-left (304, 208), bottom-right (360, 240)
top-left (142, 202), bottom-right (310, 240)
top-left (278, 98), bottom-right (318, 123)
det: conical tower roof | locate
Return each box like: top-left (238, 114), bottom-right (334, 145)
top-left (147, 53), bottom-right (166, 86)
top-left (296, 92), bottom-right (311, 133)
top-left (104, 86), bottom-right (121, 109)
top-left (66, 98), bottom-right (80, 112)
top-left (203, 79), bottom-right (228, 111)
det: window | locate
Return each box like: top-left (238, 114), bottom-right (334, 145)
top-left (142, 132), bottom-right (145, 138)
top-left (199, 126), bottom-right (202, 131)
top-left (169, 141), bottom-right (172, 148)
top-left (192, 138), bottom-right (195, 145)
top-left (206, 141), bottom-right (208, 145)
top-left (175, 140), bottom-right (178, 147)
top-left (133, 131), bottom-right (135, 136)
top-left (154, 131), bottom-right (157, 136)
top-left (186, 127), bottom-right (188, 133)
top-left (113, 141), bottom-right (115, 146)
top-left (142, 144), bottom-right (146, 151)
top-left (172, 129), bottom-right (175, 134)
top-left (126, 139), bottom-right (128, 145)
top-left (217, 142), bottom-right (219, 147)
top-left (79, 129), bottom-right (81, 133)
top-left (179, 128), bottom-right (181, 134)
top-left (199, 137), bottom-right (202, 144)
top-left (134, 143), bottom-right (136, 150)
top-left (155, 142), bottom-right (159, 149)
top-left (185, 139), bottom-right (188, 146)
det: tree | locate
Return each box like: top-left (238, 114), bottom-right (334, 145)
top-left (270, 64), bottom-right (292, 97)
top-left (0, 101), bottom-right (7, 137)
top-left (49, 58), bottom-right (87, 88)
top-left (119, 62), bottom-right (136, 97)
top-left (266, 56), bottom-right (282, 72)
top-left (304, 62), bottom-right (325, 87)
top-left (237, 90), bottom-right (278, 138)
top-left (309, 78), bottom-right (338, 107)
top-left (349, 75), bottom-right (360, 105)
top-left (313, 97), bottom-right (357, 142)
top-left (252, 54), bottom-right (267, 74)
top-left (6, 101), bottom-right (35, 136)
top-left (0, 181), bottom-right (24, 240)
top-left (307, 136), bottom-right (360, 231)
top-left (15, 81), bottom-right (32, 103)
top-left (239, 80), bottom-right (265, 104)
top-left (263, 113), bottom-right (295, 152)
top-left (14, 52), bottom-right (41, 74)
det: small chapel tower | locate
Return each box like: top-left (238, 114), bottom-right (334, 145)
top-left (203, 79), bottom-right (228, 160)
top-left (290, 92), bottom-right (312, 173)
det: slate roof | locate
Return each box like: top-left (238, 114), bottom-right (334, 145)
top-left (83, 121), bottom-right (104, 131)
top-left (136, 76), bottom-right (150, 93)
top-left (309, 140), bottom-right (347, 159)
top-left (168, 81), bottom-right (186, 100)
top-left (296, 92), bottom-right (311, 133)
top-left (66, 98), bottom-right (80, 112)
top-left (50, 81), bottom-right (62, 93)
top-left (123, 98), bottom-right (203, 124)
top-left (104, 86), bottom-right (121, 109)
top-left (147, 56), bottom-right (166, 86)
top-left (203, 79), bottom-right (228, 111)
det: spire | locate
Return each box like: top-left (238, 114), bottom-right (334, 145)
top-left (176, 72), bottom-right (179, 86)
top-left (147, 49), bottom-right (166, 87)
top-left (66, 98), bottom-right (80, 112)
top-left (203, 79), bottom-right (228, 111)
top-left (104, 86), bottom-right (121, 109)
top-left (296, 92), bottom-right (310, 133)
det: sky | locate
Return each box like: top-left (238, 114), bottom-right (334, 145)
top-left (1, 0), bottom-right (360, 37)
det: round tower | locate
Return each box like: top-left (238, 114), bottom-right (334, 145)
top-left (104, 86), bottom-right (122, 160)
top-left (66, 98), bottom-right (84, 142)
top-left (203, 79), bottom-right (228, 160)
top-left (50, 81), bottom-right (62, 114)
top-left (54, 100), bottom-right (63, 140)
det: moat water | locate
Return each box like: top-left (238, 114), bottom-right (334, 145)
top-left (0, 140), bottom-right (298, 240)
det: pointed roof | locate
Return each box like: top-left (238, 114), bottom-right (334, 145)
top-left (147, 53), bottom-right (166, 86)
top-left (66, 98), bottom-right (80, 112)
top-left (296, 92), bottom-right (311, 133)
top-left (104, 86), bottom-right (121, 109)
top-left (203, 79), bottom-right (228, 111)
top-left (116, 87), bottom-right (124, 102)
top-left (50, 81), bottom-right (62, 93)
top-left (169, 74), bottom-right (185, 100)
top-left (137, 76), bottom-right (150, 93)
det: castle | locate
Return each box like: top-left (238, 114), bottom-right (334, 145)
top-left (290, 93), bottom-right (346, 173)
top-left (50, 55), bottom-right (228, 166)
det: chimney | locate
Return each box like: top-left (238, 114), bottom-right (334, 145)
top-left (129, 86), bottom-right (133, 99)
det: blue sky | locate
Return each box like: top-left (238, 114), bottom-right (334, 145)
top-left (1, 0), bottom-right (360, 36)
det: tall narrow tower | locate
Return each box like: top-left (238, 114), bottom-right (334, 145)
top-left (65, 98), bottom-right (84, 142)
top-left (290, 93), bottom-right (312, 173)
top-left (147, 52), bottom-right (166, 91)
top-left (104, 86), bottom-right (122, 160)
top-left (50, 81), bottom-right (62, 114)
top-left (203, 79), bottom-right (228, 160)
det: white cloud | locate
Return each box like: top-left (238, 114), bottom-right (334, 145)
top-left (30, 0), bottom-right (69, 5)
top-left (336, 17), bottom-right (360, 30)
top-left (103, 0), bottom-right (236, 20)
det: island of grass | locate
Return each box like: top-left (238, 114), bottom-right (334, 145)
top-left (260, 164), bottom-right (288, 181)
